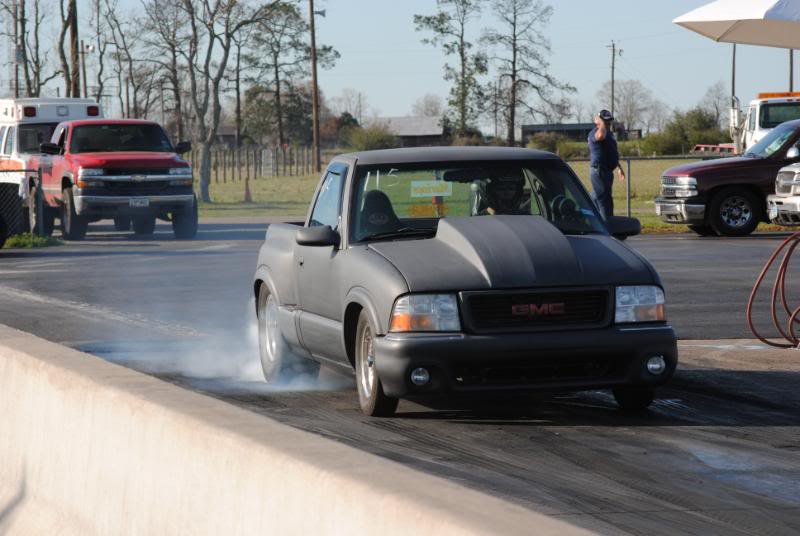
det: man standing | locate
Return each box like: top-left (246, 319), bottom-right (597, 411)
top-left (588, 110), bottom-right (625, 220)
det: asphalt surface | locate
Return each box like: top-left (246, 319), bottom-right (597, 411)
top-left (2, 222), bottom-right (800, 535)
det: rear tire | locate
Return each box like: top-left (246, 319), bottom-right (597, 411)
top-left (172, 195), bottom-right (198, 239)
top-left (132, 215), bottom-right (156, 235)
top-left (613, 387), bottom-right (655, 412)
top-left (708, 187), bottom-right (761, 237)
top-left (114, 216), bottom-right (131, 232)
top-left (355, 313), bottom-right (398, 417)
top-left (61, 187), bottom-right (88, 241)
top-left (28, 184), bottom-right (55, 237)
top-left (257, 283), bottom-right (319, 383)
top-left (688, 224), bottom-right (716, 237)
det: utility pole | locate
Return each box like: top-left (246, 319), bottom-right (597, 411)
top-left (80, 40), bottom-right (89, 99)
top-left (309, 0), bottom-right (322, 172)
top-left (791, 49), bottom-right (795, 92)
top-left (68, 0), bottom-right (80, 97)
top-left (12, 0), bottom-right (19, 98)
top-left (732, 44), bottom-right (736, 100)
top-left (607, 41), bottom-right (622, 119)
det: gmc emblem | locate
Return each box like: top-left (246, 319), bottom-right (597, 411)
top-left (511, 303), bottom-right (566, 317)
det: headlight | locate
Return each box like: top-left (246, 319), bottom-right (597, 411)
top-left (76, 179), bottom-right (104, 188)
top-left (615, 286), bottom-right (666, 323)
top-left (661, 176), bottom-right (697, 198)
top-left (169, 167), bottom-right (192, 175)
top-left (78, 168), bottom-right (104, 177)
top-left (389, 294), bottom-right (461, 332)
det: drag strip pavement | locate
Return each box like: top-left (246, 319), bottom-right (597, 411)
top-left (1, 223), bottom-right (799, 535)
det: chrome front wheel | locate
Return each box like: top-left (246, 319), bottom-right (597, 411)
top-left (354, 313), bottom-right (398, 417)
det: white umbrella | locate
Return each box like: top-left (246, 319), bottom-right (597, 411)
top-left (674, 0), bottom-right (800, 49)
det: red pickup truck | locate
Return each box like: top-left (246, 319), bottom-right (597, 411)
top-left (36, 118), bottom-right (197, 240)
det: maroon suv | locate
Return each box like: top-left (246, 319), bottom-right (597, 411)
top-left (655, 119), bottom-right (800, 236)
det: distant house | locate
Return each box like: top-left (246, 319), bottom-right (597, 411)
top-left (215, 125), bottom-right (254, 148)
top-left (368, 116), bottom-right (446, 147)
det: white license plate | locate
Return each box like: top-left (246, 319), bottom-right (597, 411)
top-left (129, 198), bottom-right (149, 208)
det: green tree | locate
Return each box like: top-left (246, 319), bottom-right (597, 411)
top-left (414, 0), bottom-right (487, 137)
top-left (642, 108), bottom-right (729, 155)
top-left (246, 1), bottom-right (338, 146)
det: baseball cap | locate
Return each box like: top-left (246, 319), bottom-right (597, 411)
top-left (598, 109), bottom-right (614, 121)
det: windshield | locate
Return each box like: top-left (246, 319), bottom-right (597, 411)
top-left (18, 123), bottom-right (58, 154)
top-left (744, 123), bottom-right (796, 158)
top-left (760, 103), bottom-right (800, 129)
top-left (350, 161), bottom-right (607, 242)
top-left (70, 124), bottom-right (173, 153)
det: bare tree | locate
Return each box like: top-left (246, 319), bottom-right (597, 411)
top-left (142, 0), bottom-right (189, 140)
top-left (596, 79), bottom-right (654, 132)
top-left (89, 0), bottom-right (109, 105)
top-left (644, 100), bottom-right (670, 134)
top-left (57, 0), bottom-right (72, 96)
top-left (180, 0), bottom-right (280, 202)
top-left (331, 88), bottom-right (369, 123)
top-left (415, 0), bottom-right (487, 136)
top-left (411, 94), bottom-right (444, 117)
top-left (700, 81), bottom-right (729, 130)
top-left (0, 0), bottom-right (59, 96)
top-left (483, 0), bottom-right (574, 145)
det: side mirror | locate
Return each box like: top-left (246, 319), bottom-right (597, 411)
top-left (174, 141), bottom-right (191, 154)
top-left (40, 142), bottom-right (62, 155)
top-left (607, 216), bottom-right (641, 240)
top-left (296, 225), bottom-right (339, 247)
top-left (787, 146), bottom-right (800, 160)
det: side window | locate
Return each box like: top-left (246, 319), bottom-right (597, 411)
top-left (0, 127), bottom-right (6, 154)
top-left (3, 126), bottom-right (15, 155)
top-left (749, 107), bottom-right (757, 132)
top-left (56, 127), bottom-right (68, 149)
top-left (310, 170), bottom-right (344, 228)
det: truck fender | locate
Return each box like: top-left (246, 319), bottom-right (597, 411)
top-left (253, 266), bottom-right (305, 354)
top-left (342, 287), bottom-right (384, 368)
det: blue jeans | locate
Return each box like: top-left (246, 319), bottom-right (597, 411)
top-left (590, 166), bottom-right (614, 221)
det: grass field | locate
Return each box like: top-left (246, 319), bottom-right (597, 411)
top-left (196, 158), bottom-right (785, 234)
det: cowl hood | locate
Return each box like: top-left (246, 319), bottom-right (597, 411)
top-left (367, 216), bottom-right (657, 292)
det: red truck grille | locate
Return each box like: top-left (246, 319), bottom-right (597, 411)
top-left (104, 168), bottom-right (172, 176)
top-left (461, 289), bottom-right (610, 333)
top-left (104, 181), bottom-right (169, 195)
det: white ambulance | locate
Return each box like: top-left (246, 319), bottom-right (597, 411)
top-left (0, 97), bottom-right (102, 246)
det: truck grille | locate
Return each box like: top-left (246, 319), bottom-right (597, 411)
top-left (776, 171), bottom-right (796, 195)
top-left (104, 181), bottom-right (169, 195)
top-left (104, 168), bottom-right (171, 176)
top-left (461, 289), bottom-right (610, 333)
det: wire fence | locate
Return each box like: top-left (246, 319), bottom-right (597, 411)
top-left (186, 146), bottom-right (335, 182)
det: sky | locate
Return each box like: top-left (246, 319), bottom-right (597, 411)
top-left (16, 0), bottom-right (800, 125)
top-left (311, 0), bottom-right (799, 120)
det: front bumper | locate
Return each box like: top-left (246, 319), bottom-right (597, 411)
top-left (767, 194), bottom-right (800, 225)
top-left (373, 325), bottom-right (677, 398)
top-left (655, 197), bottom-right (706, 225)
top-left (74, 193), bottom-right (194, 216)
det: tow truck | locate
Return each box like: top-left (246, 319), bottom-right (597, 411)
top-left (732, 92), bottom-right (800, 153)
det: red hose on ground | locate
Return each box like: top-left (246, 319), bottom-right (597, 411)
top-left (747, 232), bottom-right (800, 348)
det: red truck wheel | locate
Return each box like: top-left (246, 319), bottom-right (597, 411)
top-left (61, 187), bottom-right (88, 240)
top-left (172, 196), bottom-right (198, 240)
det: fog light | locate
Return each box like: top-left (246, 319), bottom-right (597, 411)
top-left (646, 355), bottom-right (666, 375)
top-left (410, 367), bottom-right (430, 386)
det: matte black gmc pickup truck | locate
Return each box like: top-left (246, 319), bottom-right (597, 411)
top-left (254, 147), bottom-right (677, 416)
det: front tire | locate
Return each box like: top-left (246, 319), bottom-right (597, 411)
top-left (613, 387), bottom-right (655, 412)
top-left (61, 187), bottom-right (88, 240)
top-left (114, 216), bottom-right (131, 232)
top-left (708, 187), bottom-right (761, 237)
top-left (172, 195), bottom-right (198, 239)
top-left (257, 283), bottom-right (318, 383)
top-left (132, 215), bottom-right (156, 235)
top-left (355, 313), bottom-right (398, 417)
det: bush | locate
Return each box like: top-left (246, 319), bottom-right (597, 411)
top-left (526, 132), bottom-right (567, 153)
top-left (451, 134), bottom-right (486, 146)
top-left (5, 233), bottom-right (62, 248)
top-left (556, 141), bottom-right (586, 159)
top-left (343, 124), bottom-right (397, 151)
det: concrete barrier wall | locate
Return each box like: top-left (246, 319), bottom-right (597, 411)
top-left (0, 326), bottom-right (587, 535)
